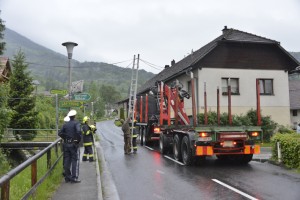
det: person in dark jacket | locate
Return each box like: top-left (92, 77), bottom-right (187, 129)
top-left (59, 109), bottom-right (82, 183)
top-left (82, 116), bottom-right (95, 162)
top-left (121, 117), bottom-right (131, 154)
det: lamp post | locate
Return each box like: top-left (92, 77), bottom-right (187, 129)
top-left (62, 42), bottom-right (78, 100)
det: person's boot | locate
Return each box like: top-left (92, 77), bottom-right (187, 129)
top-left (82, 156), bottom-right (87, 161)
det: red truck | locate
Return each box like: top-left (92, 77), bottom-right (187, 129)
top-left (133, 76), bottom-right (261, 165)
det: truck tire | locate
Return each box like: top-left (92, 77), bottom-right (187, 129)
top-left (142, 129), bottom-right (146, 146)
top-left (159, 134), bottom-right (168, 155)
top-left (181, 136), bottom-right (193, 165)
top-left (173, 134), bottom-right (182, 161)
top-left (143, 127), bottom-right (151, 146)
top-left (140, 128), bottom-right (144, 146)
top-left (241, 154), bottom-right (253, 164)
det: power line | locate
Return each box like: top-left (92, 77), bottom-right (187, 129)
top-left (139, 59), bottom-right (163, 70)
top-left (8, 57), bottom-right (164, 72)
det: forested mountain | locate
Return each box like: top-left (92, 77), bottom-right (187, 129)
top-left (3, 28), bottom-right (300, 98)
top-left (3, 28), bottom-right (155, 98)
top-left (290, 52), bottom-right (300, 63)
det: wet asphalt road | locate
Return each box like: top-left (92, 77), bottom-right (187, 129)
top-left (98, 120), bottom-right (300, 200)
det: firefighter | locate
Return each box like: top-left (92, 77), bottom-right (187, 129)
top-left (59, 109), bottom-right (81, 183)
top-left (82, 116), bottom-right (95, 162)
top-left (121, 117), bottom-right (131, 154)
top-left (131, 120), bottom-right (138, 154)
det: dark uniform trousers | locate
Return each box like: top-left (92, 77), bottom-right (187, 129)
top-left (63, 143), bottom-right (80, 181)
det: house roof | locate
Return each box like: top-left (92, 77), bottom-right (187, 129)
top-left (137, 26), bottom-right (298, 95)
top-left (289, 80), bottom-right (300, 109)
top-left (0, 57), bottom-right (12, 82)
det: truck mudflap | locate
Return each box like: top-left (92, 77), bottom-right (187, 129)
top-left (196, 145), bottom-right (260, 156)
top-left (244, 145), bottom-right (260, 154)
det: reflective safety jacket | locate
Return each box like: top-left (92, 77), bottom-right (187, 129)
top-left (82, 123), bottom-right (94, 146)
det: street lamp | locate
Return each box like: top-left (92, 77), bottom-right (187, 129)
top-left (62, 42), bottom-right (78, 100)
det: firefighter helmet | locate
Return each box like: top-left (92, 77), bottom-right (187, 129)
top-left (63, 116), bottom-right (70, 122)
top-left (67, 109), bottom-right (77, 117)
top-left (83, 116), bottom-right (90, 123)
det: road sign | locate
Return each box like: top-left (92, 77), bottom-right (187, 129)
top-left (59, 101), bottom-right (83, 108)
top-left (73, 93), bottom-right (91, 101)
top-left (50, 89), bottom-right (68, 95)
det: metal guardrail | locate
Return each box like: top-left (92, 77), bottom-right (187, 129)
top-left (0, 138), bottom-right (63, 200)
top-left (2, 128), bottom-right (58, 142)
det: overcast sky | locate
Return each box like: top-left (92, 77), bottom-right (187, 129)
top-left (1, 0), bottom-right (300, 73)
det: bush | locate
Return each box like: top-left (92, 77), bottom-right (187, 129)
top-left (271, 133), bottom-right (300, 170)
top-left (0, 150), bottom-right (11, 176)
top-left (197, 109), bottom-right (278, 142)
top-left (115, 120), bottom-right (122, 127)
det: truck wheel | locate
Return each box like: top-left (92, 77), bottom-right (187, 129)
top-left (173, 134), bottom-right (182, 161)
top-left (143, 127), bottom-right (151, 146)
top-left (140, 128), bottom-right (144, 146)
top-left (142, 129), bottom-right (146, 146)
top-left (159, 134), bottom-right (168, 155)
top-left (181, 136), bottom-right (193, 165)
top-left (241, 154), bottom-right (253, 164)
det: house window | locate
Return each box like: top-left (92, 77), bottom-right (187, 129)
top-left (221, 78), bottom-right (239, 95)
top-left (259, 79), bottom-right (273, 95)
top-left (292, 110), bottom-right (297, 116)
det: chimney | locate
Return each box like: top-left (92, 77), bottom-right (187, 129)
top-left (171, 59), bottom-right (175, 66)
top-left (222, 25), bottom-right (228, 34)
top-left (165, 65), bottom-right (170, 69)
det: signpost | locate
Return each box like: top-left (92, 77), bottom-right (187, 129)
top-left (72, 93), bottom-right (91, 101)
top-left (59, 101), bottom-right (83, 108)
top-left (50, 89), bottom-right (68, 95)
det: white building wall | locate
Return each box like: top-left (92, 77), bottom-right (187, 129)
top-left (175, 68), bottom-right (290, 126)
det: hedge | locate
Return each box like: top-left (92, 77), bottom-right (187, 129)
top-left (271, 133), bottom-right (300, 170)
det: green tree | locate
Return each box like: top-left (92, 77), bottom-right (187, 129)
top-left (35, 96), bottom-right (56, 129)
top-left (99, 84), bottom-right (121, 117)
top-left (88, 81), bottom-right (105, 119)
top-left (8, 51), bottom-right (38, 140)
top-left (0, 11), bottom-right (5, 55)
top-left (0, 84), bottom-right (12, 140)
top-left (0, 12), bottom-right (10, 140)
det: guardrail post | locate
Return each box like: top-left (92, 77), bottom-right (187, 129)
top-left (31, 160), bottom-right (37, 186)
top-left (47, 149), bottom-right (52, 169)
top-left (277, 142), bottom-right (282, 163)
top-left (1, 181), bottom-right (10, 200)
top-left (55, 143), bottom-right (58, 157)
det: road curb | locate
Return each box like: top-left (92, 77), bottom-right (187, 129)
top-left (94, 142), bottom-right (103, 200)
top-left (96, 143), bottom-right (120, 200)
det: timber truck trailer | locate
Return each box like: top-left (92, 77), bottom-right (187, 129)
top-left (133, 75), bottom-right (262, 165)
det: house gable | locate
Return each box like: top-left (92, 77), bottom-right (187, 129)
top-left (0, 57), bottom-right (12, 83)
top-left (196, 41), bottom-right (298, 71)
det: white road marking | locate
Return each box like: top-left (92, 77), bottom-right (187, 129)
top-left (156, 170), bottom-right (165, 174)
top-left (153, 193), bottom-right (164, 200)
top-left (212, 179), bottom-right (258, 200)
top-left (144, 145), bottom-right (184, 166)
top-left (145, 146), bottom-right (154, 151)
top-left (164, 156), bottom-right (185, 166)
